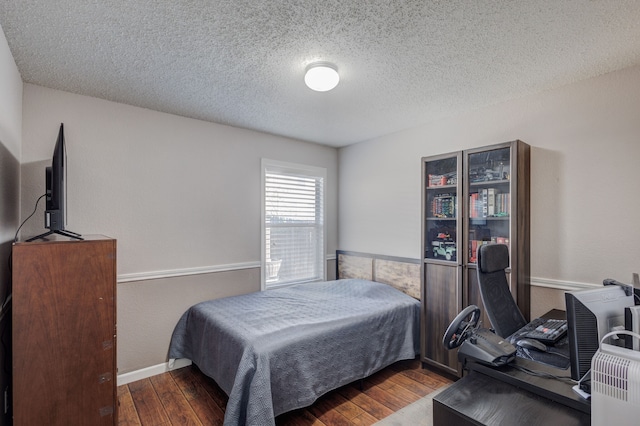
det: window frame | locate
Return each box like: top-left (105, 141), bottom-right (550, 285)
top-left (261, 159), bottom-right (327, 290)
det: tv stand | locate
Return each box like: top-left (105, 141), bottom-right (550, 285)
top-left (26, 229), bottom-right (84, 242)
top-left (12, 235), bottom-right (117, 424)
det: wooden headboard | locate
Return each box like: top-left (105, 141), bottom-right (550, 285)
top-left (336, 250), bottom-right (421, 300)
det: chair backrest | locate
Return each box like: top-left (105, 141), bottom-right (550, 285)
top-left (476, 244), bottom-right (527, 338)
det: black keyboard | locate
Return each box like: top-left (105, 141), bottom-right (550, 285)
top-left (518, 317), bottom-right (568, 345)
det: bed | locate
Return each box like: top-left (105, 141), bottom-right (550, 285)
top-left (168, 277), bottom-right (420, 426)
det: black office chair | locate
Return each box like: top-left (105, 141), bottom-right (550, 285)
top-left (476, 244), bottom-right (527, 338)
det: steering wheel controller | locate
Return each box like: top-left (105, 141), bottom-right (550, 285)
top-left (442, 305), bottom-right (481, 350)
top-left (442, 305), bottom-right (516, 367)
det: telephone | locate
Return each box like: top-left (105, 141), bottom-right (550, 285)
top-left (443, 305), bottom-right (516, 367)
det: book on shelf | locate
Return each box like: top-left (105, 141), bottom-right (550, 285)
top-left (487, 188), bottom-right (495, 216)
top-left (495, 192), bottom-right (510, 216)
top-left (470, 192), bottom-right (482, 219)
top-left (470, 240), bottom-right (479, 263)
top-left (430, 193), bottom-right (456, 218)
top-left (469, 189), bottom-right (509, 218)
top-left (468, 237), bottom-right (510, 263)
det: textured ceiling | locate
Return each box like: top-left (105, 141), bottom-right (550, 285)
top-left (2, 1), bottom-right (640, 147)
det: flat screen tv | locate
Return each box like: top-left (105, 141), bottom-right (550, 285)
top-left (26, 123), bottom-right (83, 241)
top-left (565, 285), bottom-right (635, 382)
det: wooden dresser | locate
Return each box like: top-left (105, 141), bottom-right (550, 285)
top-left (12, 235), bottom-right (117, 425)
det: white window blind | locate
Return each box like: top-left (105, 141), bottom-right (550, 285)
top-left (262, 160), bottom-right (326, 289)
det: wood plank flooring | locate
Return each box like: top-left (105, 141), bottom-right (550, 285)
top-left (118, 358), bottom-right (453, 426)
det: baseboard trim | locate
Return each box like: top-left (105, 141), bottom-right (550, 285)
top-left (117, 359), bottom-right (192, 386)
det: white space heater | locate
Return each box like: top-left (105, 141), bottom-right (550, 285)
top-left (591, 331), bottom-right (640, 425)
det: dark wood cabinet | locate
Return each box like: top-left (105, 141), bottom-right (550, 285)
top-left (421, 263), bottom-right (460, 370)
top-left (420, 151), bottom-right (463, 376)
top-left (421, 141), bottom-right (530, 376)
top-left (12, 235), bottom-right (117, 425)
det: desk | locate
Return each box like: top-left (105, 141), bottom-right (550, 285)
top-left (466, 359), bottom-right (589, 414)
top-left (433, 369), bottom-right (590, 425)
top-left (433, 309), bottom-right (591, 425)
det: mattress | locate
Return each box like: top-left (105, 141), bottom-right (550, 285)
top-left (168, 278), bottom-right (420, 425)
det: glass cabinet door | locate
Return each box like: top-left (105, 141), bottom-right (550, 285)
top-left (424, 155), bottom-right (459, 262)
top-left (466, 146), bottom-right (511, 264)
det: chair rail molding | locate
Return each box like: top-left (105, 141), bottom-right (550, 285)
top-left (530, 277), bottom-right (600, 292)
top-left (118, 253), bottom-right (336, 283)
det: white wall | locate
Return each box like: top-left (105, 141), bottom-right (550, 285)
top-left (0, 22), bottom-right (21, 160)
top-left (21, 85), bottom-right (339, 373)
top-left (21, 85), bottom-right (338, 275)
top-left (0, 21), bottom-right (21, 426)
top-left (339, 65), bottom-right (640, 296)
top-left (0, 23), bottom-right (21, 249)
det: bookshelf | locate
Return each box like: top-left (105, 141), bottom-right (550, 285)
top-left (420, 141), bottom-right (530, 377)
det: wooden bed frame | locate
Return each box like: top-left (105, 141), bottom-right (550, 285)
top-left (336, 250), bottom-right (421, 300)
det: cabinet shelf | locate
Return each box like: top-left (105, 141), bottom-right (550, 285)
top-left (427, 184), bottom-right (457, 190)
top-left (469, 216), bottom-right (509, 221)
top-left (469, 179), bottom-right (510, 187)
top-left (424, 257), bottom-right (458, 265)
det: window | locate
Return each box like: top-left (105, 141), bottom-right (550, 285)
top-left (261, 159), bottom-right (326, 289)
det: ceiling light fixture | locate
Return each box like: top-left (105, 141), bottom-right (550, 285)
top-left (304, 62), bottom-right (340, 92)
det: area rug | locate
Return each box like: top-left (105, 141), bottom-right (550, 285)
top-left (373, 385), bottom-right (450, 426)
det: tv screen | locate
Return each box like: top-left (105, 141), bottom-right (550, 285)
top-left (26, 123), bottom-right (82, 242)
top-left (46, 123), bottom-right (65, 231)
top-left (565, 285), bottom-right (635, 381)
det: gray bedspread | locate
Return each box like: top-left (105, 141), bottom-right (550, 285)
top-left (168, 278), bottom-right (420, 426)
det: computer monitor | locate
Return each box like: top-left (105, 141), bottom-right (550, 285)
top-left (565, 285), bottom-right (635, 381)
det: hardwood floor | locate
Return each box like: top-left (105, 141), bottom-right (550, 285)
top-left (117, 358), bottom-right (453, 426)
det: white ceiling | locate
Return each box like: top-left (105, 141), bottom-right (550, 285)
top-left (2, 1), bottom-right (640, 147)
